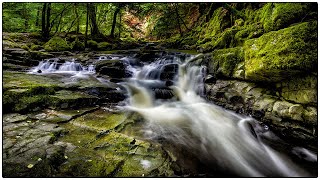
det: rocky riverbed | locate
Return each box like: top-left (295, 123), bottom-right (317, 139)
top-left (2, 37), bottom-right (317, 177)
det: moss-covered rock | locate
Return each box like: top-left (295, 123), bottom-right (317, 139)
top-left (244, 21), bottom-right (317, 82)
top-left (49, 90), bottom-right (99, 110)
top-left (209, 47), bottom-right (244, 78)
top-left (87, 40), bottom-right (98, 50)
top-left (97, 42), bottom-right (114, 51)
top-left (259, 3), bottom-right (311, 32)
top-left (44, 37), bottom-right (71, 52)
top-left (71, 38), bottom-right (85, 51)
top-left (30, 44), bottom-right (42, 51)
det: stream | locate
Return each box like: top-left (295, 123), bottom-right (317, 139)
top-left (28, 50), bottom-right (317, 177)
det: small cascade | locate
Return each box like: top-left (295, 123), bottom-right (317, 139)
top-left (30, 58), bottom-right (95, 74)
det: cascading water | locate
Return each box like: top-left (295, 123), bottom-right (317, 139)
top-left (122, 54), bottom-right (316, 177)
top-left (30, 58), bottom-right (95, 74)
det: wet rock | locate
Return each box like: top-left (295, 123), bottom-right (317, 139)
top-left (160, 63), bottom-right (179, 81)
top-left (3, 119), bottom-right (66, 177)
top-left (53, 110), bottom-right (174, 177)
top-left (50, 90), bottom-right (100, 110)
top-left (95, 59), bottom-right (129, 78)
top-left (205, 80), bottom-right (317, 143)
top-left (277, 75), bottom-right (317, 105)
top-left (302, 107), bottom-right (317, 125)
top-left (3, 113), bottom-right (28, 123)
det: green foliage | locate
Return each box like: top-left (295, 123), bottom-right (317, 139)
top-left (244, 21), bottom-right (317, 82)
top-left (44, 37), bottom-right (71, 51)
top-left (71, 38), bottom-right (85, 51)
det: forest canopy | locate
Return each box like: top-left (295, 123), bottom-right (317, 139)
top-left (2, 2), bottom-right (203, 40)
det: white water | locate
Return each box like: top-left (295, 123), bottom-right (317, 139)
top-left (123, 55), bottom-right (316, 177)
top-left (29, 59), bottom-right (95, 75)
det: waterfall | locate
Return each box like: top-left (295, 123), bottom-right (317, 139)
top-left (123, 55), bottom-right (316, 177)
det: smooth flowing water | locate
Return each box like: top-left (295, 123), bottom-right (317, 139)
top-left (122, 54), bottom-right (316, 177)
top-left (29, 52), bottom-right (317, 177)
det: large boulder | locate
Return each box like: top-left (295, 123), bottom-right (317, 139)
top-left (44, 37), bottom-right (71, 52)
top-left (259, 3), bottom-right (315, 32)
top-left (95, 60), bottom-right (130, 78)
top-left (244, 21), bottom-right (317, 82)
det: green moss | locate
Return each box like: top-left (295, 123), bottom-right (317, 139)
top-left (259, 3), bottom-right (309, 32)
top-left (21, 44), bottom-right (30, 51)
top-left (71, 109), bottom-right (126, 131)
top-left (3, 71), bottom-right (62, 113)
top-left (49, 90), bottom-right (98, 109)
top-left (3, 40), bottom-right (21, 48)
top-left (97, 42), bottom-right (113, 51)
top-left (244, 21), bottom-right (317, 82)
top-left (87, 40), bottom-right (98, 50)
top-left (209, 47), bottom-right (244, 78)
top-left (71, 38), bottom-right (85, 51)
top-left (234, 18), bottom-right (244, 26)
top-left (44, 37), bottom-right (71, 52)
top-left (30, 44), bottom-right (42, 51)
top-left (203, 7), bottom-right (230, 38)
top-left (200, 28), bottom-right (239, 52)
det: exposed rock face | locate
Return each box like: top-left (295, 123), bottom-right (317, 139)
top-left (3, 109), bottom-right (176, 177)
top-left (276, 75), bottom-right (317, 105)
top-left (205, 80), bottom-right (317, 146)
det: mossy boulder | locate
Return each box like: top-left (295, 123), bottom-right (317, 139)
top-left (97, 42), bottom-right (114, 51)
top-left (71, 38), bottom-right (85, 51)
top-left (209, 47), bottom-right (244, 78)
top-left (44, 37), bottom-right (71, 52)
top-left (87, 40), bottom-right (98, 50)
top-left (244, 21), bottom-right (317, 82)
top-left (259, 3), bottom-right (312, 32)
top-left (95, 59), bottom-right (130, 78)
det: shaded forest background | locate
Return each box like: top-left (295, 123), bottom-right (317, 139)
top-left (3, 2), bottom-right (204, 41)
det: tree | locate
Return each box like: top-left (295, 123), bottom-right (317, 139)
top-left (88, 3), bottom-right (103, 38)
top-left (110, 3), bottom-right (125, 38)
top-left (42, 2), bottom-right (51, 40)
top-left (85, 3), bottom-right (89, 47)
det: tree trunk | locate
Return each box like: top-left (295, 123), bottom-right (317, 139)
top-left (45, 3), bottom-right (51, 39)
top-left (36, 6), bottom-right (40, 27)
top-left (110, 6), bottom-right (120, 38)
top-left (88, 3), bottom-right (101, 38)
top-left (174, 4), bottom-right (183, 36)
top-left (41, 3), bottom-right (51, 40)
top-left (42, 3), bottom-right (46, 36)
top-left (22, 4), bottom-right (28, 31)
top-left (118, 10), bottom-right (122, 38)
top-left (85, 3), bottom-right (89, 48)
top-left (75, 3), bottom-right (80, 33)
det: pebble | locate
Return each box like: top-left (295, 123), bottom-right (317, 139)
top-left (27, 164), bottom-right (34, 168)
